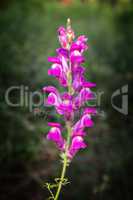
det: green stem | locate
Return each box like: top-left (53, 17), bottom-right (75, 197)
top-left (54, 154), bottom-right (67, 200)
top-left (54, 122), bottom-right (71, 200)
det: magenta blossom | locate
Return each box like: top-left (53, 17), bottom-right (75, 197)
top-left (47, 123), bottom-right (65, 150)
top-left (43, 19), bottom-right (96, 200)
top-left (67, 136), bottom-right (87, 159)
top-left (43, 19), bottom-right (96, 160)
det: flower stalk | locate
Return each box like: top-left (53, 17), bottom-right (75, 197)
top-left (43, 18), bottom-right (96, 200)
top-left (54, 122), bottom-right (71, 200)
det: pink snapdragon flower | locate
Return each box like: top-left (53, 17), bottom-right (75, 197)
top-left (47, 123), bottom-right (65, 151)
top-left (43, 19), bottom-right (96, 160)
top-left (67, 136), bottom-right (87, 159)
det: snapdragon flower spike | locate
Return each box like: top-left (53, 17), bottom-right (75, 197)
top-left (43, 19), bottom-right (96, 160)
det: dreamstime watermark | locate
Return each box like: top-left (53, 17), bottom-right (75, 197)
top-left (4, 84), bottom-right (128, 117)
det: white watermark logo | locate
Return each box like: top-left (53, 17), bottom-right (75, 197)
top-left (5, 85), bottom-right (44, 112)
top-left (4, 84), bottom-right (128, 116)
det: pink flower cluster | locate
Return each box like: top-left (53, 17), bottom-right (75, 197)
top-left (43, 20), bottom-right (96, 160)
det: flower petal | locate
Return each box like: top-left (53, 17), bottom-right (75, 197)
top-left (47, 127), bottom-right (65, 150)
top-left (68, 136), bottom-right (87, 158)
top-left (82, 81), bottom-right (96, 88)
top-left (83, 107), bottom-right (97, 115)
top-left (47, 92), bottom-right (61, 106)
top-left (58, 26), bottom-right (67, 49)
top-left (48, 57), bottom-right (61, 64)
top-left (56, 48), bottom-right (69, 58)
top-left (72, 129), bottom-right (86, 137)
top-left (73, 114), bottom-right (94, 132)
top-left (48, 64), bottom-right (62, 77)
top-left (48, 122), bottom-right (61, 128)
top-left (42, 86), bottom-right (58, 94)
top-left (74, 88), bottom-right (94, 108)
top-left (61, 56), bottom-right (69, 73)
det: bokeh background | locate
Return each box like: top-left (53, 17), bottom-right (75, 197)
top-left (0, 0), bottom-right (132, 200)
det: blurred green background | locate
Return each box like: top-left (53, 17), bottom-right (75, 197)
top-left (0, 0), bottom-right (132, 200)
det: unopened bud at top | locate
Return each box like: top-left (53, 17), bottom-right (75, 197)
top-left (67, 18), bottom-right (71, 30)
top-left (66, 18), bottom-right (75, 44)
